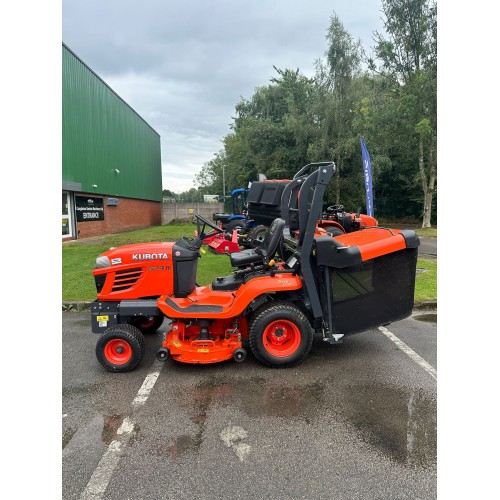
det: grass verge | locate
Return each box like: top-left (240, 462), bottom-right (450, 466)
top-left (415, 259), bottom-right (437, 303)
top-left (415, 228), bottom-right (437, 238)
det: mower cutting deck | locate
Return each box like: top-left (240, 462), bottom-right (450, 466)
top-left (90, 162), bottom-right (419, 372)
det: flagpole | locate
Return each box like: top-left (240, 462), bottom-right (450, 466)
top-left (360, 138), bottom-right (374, 217)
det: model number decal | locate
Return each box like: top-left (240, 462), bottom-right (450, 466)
top-left (97, 315), bottom-right (109, 321)
top-left (111, 258), bottom-right (122, 265)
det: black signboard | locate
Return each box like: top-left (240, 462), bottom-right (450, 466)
top-left (75, 196), bottom-right (105, 222)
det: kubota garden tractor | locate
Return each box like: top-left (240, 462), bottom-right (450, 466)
top-left (91, 162), bottom-right (419, 372)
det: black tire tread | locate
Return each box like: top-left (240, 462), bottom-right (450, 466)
top-left (248, 224), bottom-right (267, 246)
top-left (226, 219), bottom-right (246, 232)
top-left (248, 301), bottom-right (313, 368)
top-left (96, 323), bottom-right (146, 373)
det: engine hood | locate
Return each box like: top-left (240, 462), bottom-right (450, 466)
top-left (97, 242), bottom-right (174, 268)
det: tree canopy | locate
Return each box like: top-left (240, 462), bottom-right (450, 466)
top-left (182, 0), bottom-right (437, 225)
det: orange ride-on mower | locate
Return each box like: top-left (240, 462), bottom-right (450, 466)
top-left (91, 162), bottom-right (420, 372)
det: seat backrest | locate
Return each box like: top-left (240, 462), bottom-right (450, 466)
top-left (260, 218), bottom-right (285, 259)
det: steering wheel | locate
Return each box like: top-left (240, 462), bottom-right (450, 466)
top-left (195, 213), bottom-right (224, 239)
top-left (326, 205), bottom-right (344, 213)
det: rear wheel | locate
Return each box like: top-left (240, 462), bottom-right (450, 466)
top-left (248, 224), bottom-right (267, 247)
top-left (226, 219), bottom-right (246, 233)
top-left (96, 324), bottom-right (145, 373)
top-left (129, 314), bottom-right (164, 334)
top-left (249, 301), bottom-right (313, 368)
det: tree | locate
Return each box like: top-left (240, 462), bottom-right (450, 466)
top-left (162, 188), bottom-right (178, 201)
top-left (352, 74), bottom-right (423, 219)
top-left (195, 151), bottom-right (228, 195)
top-left (312, 14), bottom-right (362, 205)
top-left (230, 67), bottom-right (319, 179)
top-left (370, 0), bottom-right (437, 227)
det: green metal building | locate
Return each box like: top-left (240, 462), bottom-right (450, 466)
top-left (62, 43), bottom-right (162, 240)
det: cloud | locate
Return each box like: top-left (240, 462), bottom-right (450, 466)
top-left (63, 0), bottom-right (383, 192)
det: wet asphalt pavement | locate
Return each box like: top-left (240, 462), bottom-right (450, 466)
top-left (63, 310), bottom-right (437, 500)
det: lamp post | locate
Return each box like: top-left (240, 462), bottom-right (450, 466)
top-left (222, 164), bottom-right (226, 198)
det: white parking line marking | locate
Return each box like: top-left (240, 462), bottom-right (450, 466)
top-left (378, 325), bottom-right (437, 380)
top-left (80, 362), bottom-right (164, 500)
top-left (80, 441), bottom-right (124, 500)
top-left (132, 370), bottom-right (162, 407)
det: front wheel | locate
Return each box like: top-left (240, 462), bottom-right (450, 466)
top-left (96, 324), bottom-right (145, 373)
top-left (248, 301), bottom-right (313, 368)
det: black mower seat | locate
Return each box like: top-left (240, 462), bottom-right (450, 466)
top-left (229, 218), bottom-right (285, 268)
top-left (229, 248), bottom-right (262, 267)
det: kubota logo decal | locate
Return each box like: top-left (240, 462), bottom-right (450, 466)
top-left (132, 253), bottom-right (169, 261)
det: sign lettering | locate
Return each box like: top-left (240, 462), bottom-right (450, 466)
top-left (75, 196), bottom-right (105, 222)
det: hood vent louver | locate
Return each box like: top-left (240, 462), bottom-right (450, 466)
top-left (111, 267), bottom-right (143, 292)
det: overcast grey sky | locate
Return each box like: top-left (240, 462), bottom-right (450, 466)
top-left (62, 0), bottom-right (384, 193)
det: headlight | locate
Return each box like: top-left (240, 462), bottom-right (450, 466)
top-left (95, 256), bottom-right (111, 269)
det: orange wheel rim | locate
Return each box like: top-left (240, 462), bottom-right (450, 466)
top-left (262, 320), bottom-right (301, 357)
top-left (104, 339), bottom-right (132, 365)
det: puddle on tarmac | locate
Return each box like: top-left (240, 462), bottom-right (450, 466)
top-left (414, 314), bottom-right (437, 323)
top-left (170, 377), bottom-right (434, 468)
top-left (101, 414), bottom-right (125, 445)
top-left (180, 376), bottom-right (324, 421)
top-left (156, 378), bottom-right (232, 460)
top-left (342, 384), bottom-right (436, 468)
top-left (237, 379), bottom-right (324, 419)
top-left (162, 377), bottom-right (323, 459)
top-left (63, 413), bottom-right (138, 450)
top-left (166, 434), bottom-right (203, 460)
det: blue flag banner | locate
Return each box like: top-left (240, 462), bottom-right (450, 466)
top-left (360, 138), bottom-right (374, 217)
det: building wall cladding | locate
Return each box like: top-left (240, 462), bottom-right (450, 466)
top-left (62, 43), bottom-right (162, 202)
top-left (71, 195), bottom-right (161, 240)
